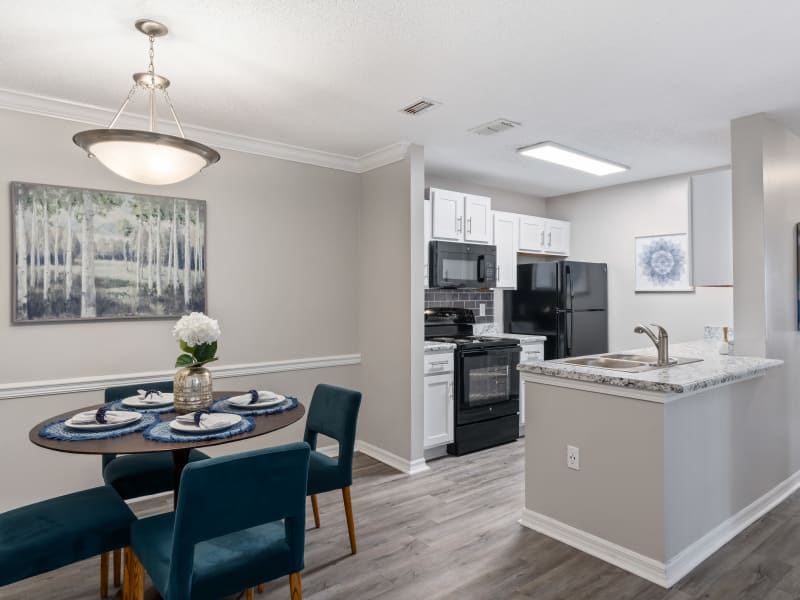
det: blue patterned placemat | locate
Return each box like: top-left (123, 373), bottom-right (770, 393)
top-left (39, 413), bottom-right (157, 441)
top-left (143, 416), bottom-right (256, 443)
top-left (107, 399), bottom-right (175, 414)
top-left (211, 396), bottom-right (299, 417)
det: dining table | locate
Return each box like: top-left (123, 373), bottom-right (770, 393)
top-left (29, 390), bottom-right (306, 507)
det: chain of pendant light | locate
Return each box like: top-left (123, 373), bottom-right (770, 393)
top-left (105, 31), bottom-right (186, 138)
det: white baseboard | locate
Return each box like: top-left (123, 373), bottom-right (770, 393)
top-left (519, 509), bottom-right (669, 587)
top-left (664, 468), bottom-right (800, 585)
top-left (520, 467), bottom-right (800, 588)
top-left (0, 353), bottom-right (361, 400)
top-left (356, 440), bottom-right (430, 475)
top-left (315, 440), bottom-right (430, 476)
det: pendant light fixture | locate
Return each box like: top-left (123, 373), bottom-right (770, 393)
top-left (73, 19), bottom-right (220, 185)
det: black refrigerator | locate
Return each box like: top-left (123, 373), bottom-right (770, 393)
top-left (503, 261), bottom-right (608, 360)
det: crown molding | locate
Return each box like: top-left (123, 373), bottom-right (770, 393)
top-left (0, 87), bottom-right (409, 173)
top-left (358, 142), bottom-right (411, 172)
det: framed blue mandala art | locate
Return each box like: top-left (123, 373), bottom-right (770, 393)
top-left (634, 233), bottom-right (693, 292)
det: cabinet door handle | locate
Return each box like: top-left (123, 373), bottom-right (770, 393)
top-left (457, 216), bottom-right (463, 233)
top-left (548, 231), bottom-right (552, 246)
top-left (429, 360), bottom-right (449, 366)
top-left (467, 217), bottom-right (472, 234)
top-left (449, 382), bottom-right (453, 401)
top-left (497, 264), bottom-right (500, 279)
top-left (540, 230), bottom-right (545, 245)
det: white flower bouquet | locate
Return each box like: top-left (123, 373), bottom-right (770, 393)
top-left (173, 312), bottom-right (221, 368)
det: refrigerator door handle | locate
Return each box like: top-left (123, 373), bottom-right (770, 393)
top-left (567, 269), bottom-right (574, 355)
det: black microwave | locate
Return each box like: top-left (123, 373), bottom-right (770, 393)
top-left (429, 241), bottom-right (497, 289)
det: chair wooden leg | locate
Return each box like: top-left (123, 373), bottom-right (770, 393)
top-left (289, 572), bottom-right (302, 600)
top-left (246, 588), bottom-right (255, 600)
top-left (310, 494), bottom-right (321, 528)
top-left (113, 547), bottom-right (121, 587)
top-left (100, 551), bottom-right (109, 598)
top-left (342, 486), bottom-right (357, 554)
top-left (258, 583), bottom-right (265, 593)
top-left (123, 547), bottom-right (144, 600)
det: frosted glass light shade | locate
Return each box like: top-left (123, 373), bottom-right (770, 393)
top-left (73, 129), bottom-right (220, 185)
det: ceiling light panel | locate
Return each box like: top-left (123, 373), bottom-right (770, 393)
top-left (517, 142), bottom-right (628, 176)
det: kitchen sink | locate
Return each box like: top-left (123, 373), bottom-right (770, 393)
top-left (559, 357), bottom-right (648, 370)
top-left (558, 353), bottom-right (703, 372)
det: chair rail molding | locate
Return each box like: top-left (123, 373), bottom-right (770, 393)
top-left (0, 353), bottom-right (361, 400)
top-left (0, 87), bottom-right (409, 173)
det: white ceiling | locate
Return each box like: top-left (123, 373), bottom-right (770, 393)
top-left (4, 1), bottom-right (800, 196)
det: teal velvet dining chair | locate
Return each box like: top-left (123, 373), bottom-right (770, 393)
top-left (303, 384), bottom-right (362, 554)
top-left (0, 485), bottom-right (135, 598)
top-left (125, 442), bottom-right (310, 600)
top-left (102, 382), bottom-right (208, 584)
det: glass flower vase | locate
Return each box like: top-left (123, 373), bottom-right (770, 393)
top-left (173, 365), bottom-right (213, 414)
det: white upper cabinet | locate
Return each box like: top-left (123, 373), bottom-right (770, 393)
top-left (543, 219), bottom-right (570, 255)
top-left (691, 170), bottom-right (732, 287)
top-left (464, 194), bottom-right (492, 243)
top-left (493, 212), bottom-right (519, 289)
top-left (430, 188), bottom-right (465, 241)
top-left (428, 188), bottom-right (492, 244)
top-left (519, 216), bottom-right (546, 252)
top-left (519, 216), bottom-right (570, 255)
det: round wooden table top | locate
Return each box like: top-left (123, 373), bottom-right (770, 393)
top-left (29, 391), bottom-right (305, 455)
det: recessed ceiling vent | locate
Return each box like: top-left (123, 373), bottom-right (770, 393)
top-left (469, 118), bottom-right (521, 136)
top-left (401, 98), bottom-right (441, 115)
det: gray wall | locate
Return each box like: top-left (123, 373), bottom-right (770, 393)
top-left (524, 383), bottom-right (666, 560)
top-left (359, 145), bottom-right (425, 463)
top-left (0, 109), bottom-right (363, 510)
top-left (732, 113), bottom-right (800, 475)
top-left (547, 175), bottom-right (734, 350)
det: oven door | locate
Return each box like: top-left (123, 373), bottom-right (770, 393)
top-left (430, 242), bottom-right (497, 288)
top-left (456, 346), bottom-right (520, 425)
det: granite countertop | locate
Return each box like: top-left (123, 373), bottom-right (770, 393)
top-left (495, 332), bottom-right (547, 345)
top-left (473, 325), bottom-right (547, 344)
top-left (518, 339), bottom-right (782, 395)
top-left (425, 340), bottom-right (457, 353)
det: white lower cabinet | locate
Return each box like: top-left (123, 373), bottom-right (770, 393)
top-left (518, 341), bottom-right (545, 428)
top-left (423, 353), bottom-right (454, 449)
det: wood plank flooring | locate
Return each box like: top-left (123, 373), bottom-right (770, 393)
top-left (5, 441), bottom-right (800, 599)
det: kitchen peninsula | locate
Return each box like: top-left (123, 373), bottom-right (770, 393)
top-left (518, 339), bottom-right (782, 588)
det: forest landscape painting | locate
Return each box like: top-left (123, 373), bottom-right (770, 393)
top-left (11, 182), bottom-right (206, 323)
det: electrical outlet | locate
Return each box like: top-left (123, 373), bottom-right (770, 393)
top-left (567, 445), bottom-right (580, 470)
top-left (479, 303), bottom-right (486, 317)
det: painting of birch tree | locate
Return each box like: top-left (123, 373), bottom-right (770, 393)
top-left (11, 182), bottom-right (207, 323)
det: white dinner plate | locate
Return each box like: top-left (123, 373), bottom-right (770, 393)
top-left (227, 395), bottom-right (286, 409)
top-left (65, 411), bottom-right (143, 431)
top-left (170, 413), bottom-right (242, 434)
top-left (121, 393), bottom-right (174, 408)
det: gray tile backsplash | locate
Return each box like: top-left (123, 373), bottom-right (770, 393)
top-left (425, 289), bottom-right (494, 324)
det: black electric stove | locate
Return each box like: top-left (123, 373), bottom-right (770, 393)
top-left (425, 308), bottom-right (520, 456)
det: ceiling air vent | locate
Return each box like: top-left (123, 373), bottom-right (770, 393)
top-left (469, 118), bottom-right (522, 136)
top-left (401, 98), bottom-right (441, 115)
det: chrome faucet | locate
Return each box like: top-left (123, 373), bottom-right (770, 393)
top-left (634, 324), bottom-right (671, 366)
